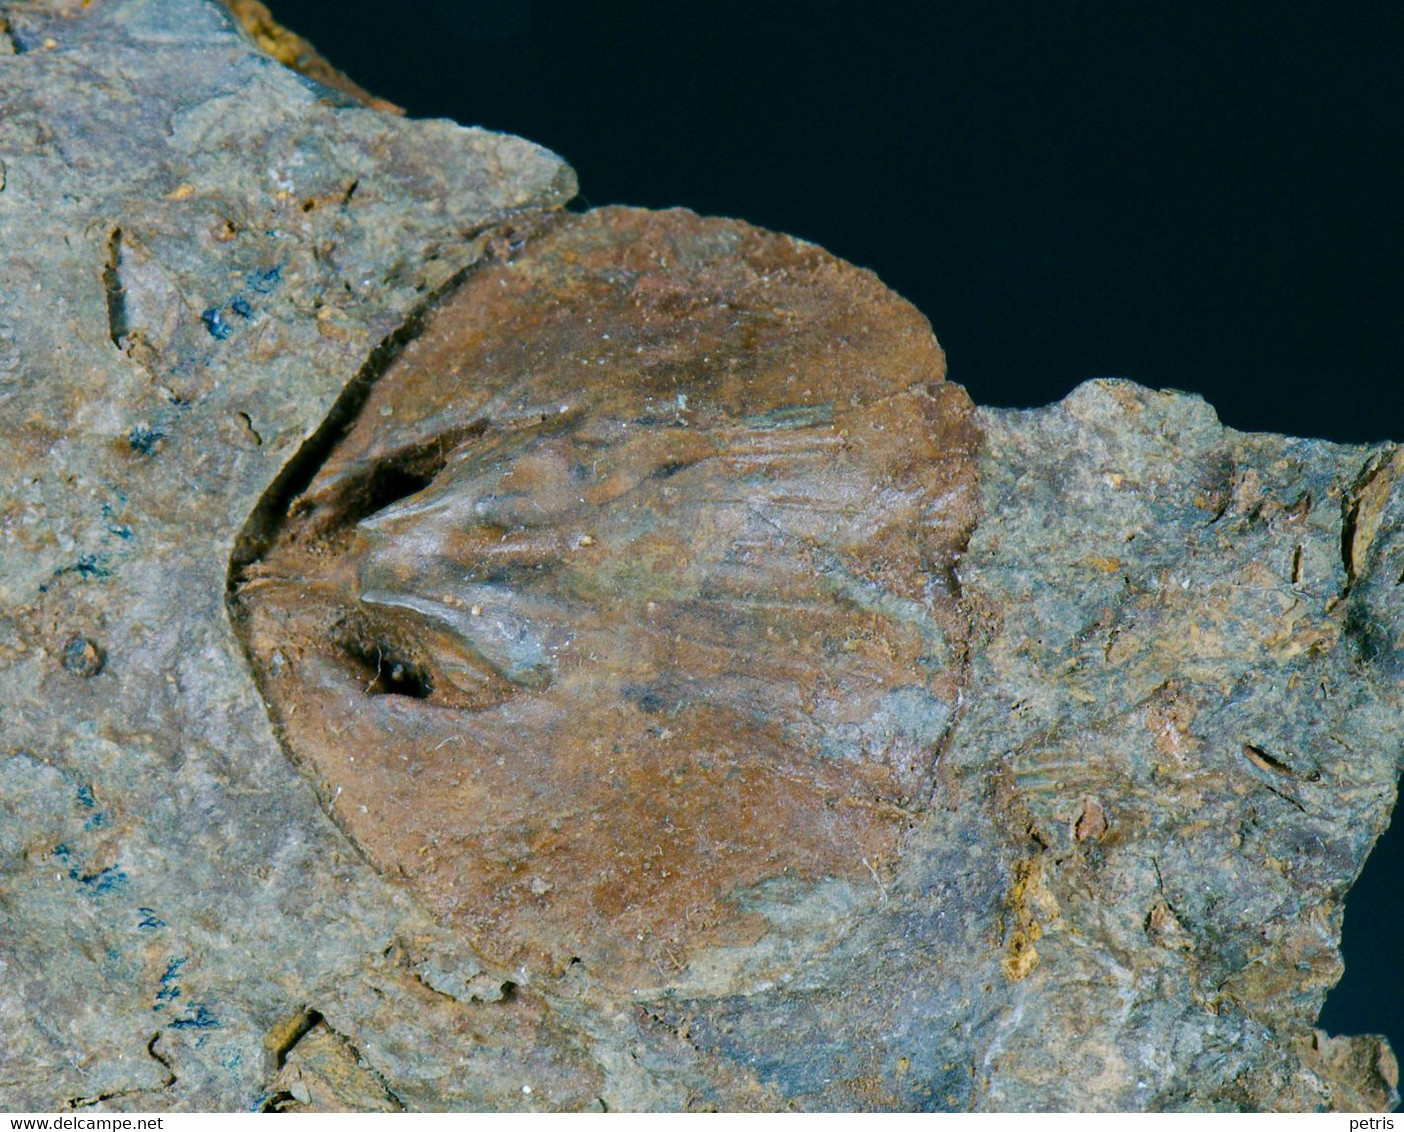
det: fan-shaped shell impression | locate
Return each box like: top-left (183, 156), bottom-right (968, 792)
top-left (234, 206), bottom-right (979, 991)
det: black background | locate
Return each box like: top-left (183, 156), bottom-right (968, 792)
top-left (267, 0), bottom-right (1401, 1077)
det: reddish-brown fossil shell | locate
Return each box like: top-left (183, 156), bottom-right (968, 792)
top-left (234, 206), bottom-right (979, 989)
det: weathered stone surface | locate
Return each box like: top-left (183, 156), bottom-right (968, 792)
top-left (1, 0), bottom-right (1401, 1113)
top-left (943, 384), bottom-right (1402, 1110)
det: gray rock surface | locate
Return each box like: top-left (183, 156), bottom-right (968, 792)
top-left (947, 386), bottom-right (1402, 1110)
top-left (1, 0), bottom-right (1399, 1112)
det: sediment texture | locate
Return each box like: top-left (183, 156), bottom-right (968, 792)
top-left (1, 0), bottom-right (1400, 1112)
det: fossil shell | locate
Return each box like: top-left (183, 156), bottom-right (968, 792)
top-left (234, 206), bottom-right (979, 990)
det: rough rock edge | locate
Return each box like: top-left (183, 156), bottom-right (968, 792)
top-left (217, 0), bottom-right (404, 115)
